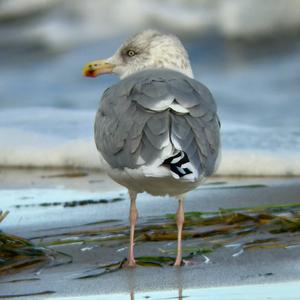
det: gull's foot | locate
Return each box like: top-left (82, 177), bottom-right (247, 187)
top-left (124, 258), bottom-right (137, 268)
top-left (173, 258), bottom-right (188, 267)
top-left (174, 258), bottom-right (183, 267)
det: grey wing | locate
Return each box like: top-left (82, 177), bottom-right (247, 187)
top-left (95, 88), bottom-right (172, 170)
top-left (95, 70), bottom-right (220, 179)
top-left (168, 78), bottom-right (220, 178)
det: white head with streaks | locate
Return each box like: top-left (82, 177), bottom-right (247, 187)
top-left (83, 30), bottom-right (194, 79)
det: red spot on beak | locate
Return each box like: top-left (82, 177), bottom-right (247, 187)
top-left (84, 70), bottom-right (97, 77)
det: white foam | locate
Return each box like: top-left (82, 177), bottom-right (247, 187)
top-left (0, 126), bottom-right (300, 176)
top-left (218, 150), bottom-right (300, 177)
top-left (218, 0), bottom-right (300, 38)
top-left (0, 106), bottom-right (299, 176)
top-left (0, 128), bottom-right (99, 169)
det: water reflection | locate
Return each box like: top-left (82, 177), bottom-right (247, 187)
top-left (127, 268), bottom-right (184, 300)
top-left (50, 281), bottom-right (300, 300)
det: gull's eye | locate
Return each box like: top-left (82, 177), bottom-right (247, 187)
top-left (127, 50), bottom-right (136, 57)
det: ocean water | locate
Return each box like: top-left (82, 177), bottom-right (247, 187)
top-left (0, 1), bottom-right (300, 176)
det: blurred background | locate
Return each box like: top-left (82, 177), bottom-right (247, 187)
top-left (0, 0), bottom-right (300, 175)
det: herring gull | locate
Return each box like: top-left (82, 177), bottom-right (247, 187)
top-left (82, 30), bottom-right (220, 267)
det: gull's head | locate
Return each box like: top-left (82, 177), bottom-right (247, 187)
top-left (83, 30), bottom-right (193, 79)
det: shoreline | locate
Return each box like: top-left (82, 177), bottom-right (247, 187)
top-left (0, 168), bottom-right (300, 298)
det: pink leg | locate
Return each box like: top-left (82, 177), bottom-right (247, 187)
top-left (174, 197), bottom-right (185, 266)
top-left (127, 190), bottom-right (138, 267)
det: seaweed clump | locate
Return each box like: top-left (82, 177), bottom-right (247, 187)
top-left (0, 211), bottom-right (50, 276)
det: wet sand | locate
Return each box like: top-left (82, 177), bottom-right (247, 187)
top-left (0, 168), bottom-right (300, 299)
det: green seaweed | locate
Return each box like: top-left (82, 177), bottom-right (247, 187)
top-left (136, 255), bottom-right (175, 265)
top-left (41, 172), bottom-right (88, 178)
top-left (40, 202), bottom-right (300, 251)
top-left (159, 246), bottom-right (214, 255)
top-left (75, 259), bottom-right (126, 279)
top-left (76, 256), bottom-right (185, 279)
top-left (2, 200), bottom-right (300, 277)
top-left (0, 211), bottom-right (9, 223)
top-left (0, 212), bottom-right (67, 276)
top-left (0, 277), bottom-right (40, 284)
top-left (14, 197), bottom-right (125, 209)
top-left (200, 184), bottom-right (267, 190)
top-left (204, 181), bottom-right (227, 186)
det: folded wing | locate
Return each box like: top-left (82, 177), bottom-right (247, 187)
top-left (95, 69), bottom-right (220, 180)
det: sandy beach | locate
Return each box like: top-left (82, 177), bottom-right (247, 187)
top-left (1, 168), bottom-right (300, 299)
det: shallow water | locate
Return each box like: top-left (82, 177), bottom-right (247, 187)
top-left (53, 282), bottom-right (300, 300)
top-left (1, 175), bottom-right (300, 298)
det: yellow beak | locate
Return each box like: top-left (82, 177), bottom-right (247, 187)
top-left (82, 59), bottom-right (115, 77)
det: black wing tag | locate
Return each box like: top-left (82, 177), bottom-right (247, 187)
top-left (163, 151), bottom-right (193, 179)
